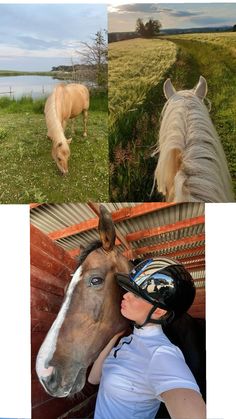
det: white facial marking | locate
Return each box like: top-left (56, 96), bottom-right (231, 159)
top-left (36, 266), bottom-right (82, 379)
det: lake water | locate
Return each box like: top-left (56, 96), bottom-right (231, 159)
top-left (0, 75), bottom-right (75, 99)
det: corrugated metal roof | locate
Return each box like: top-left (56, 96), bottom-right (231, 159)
top-left (30, 202), bottom-right (205, 288)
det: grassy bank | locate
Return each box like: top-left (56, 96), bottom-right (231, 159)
top-left (0, 70), bottom-right (53, 76)
top-left (0, 93), bottom-right (108, 203)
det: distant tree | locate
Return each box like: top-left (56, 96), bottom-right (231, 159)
top-left (77, 29), bottom-right (108, 87)
top-left (136, 18), bottom-right (162, 38)
top-left (136, 18), bottom-right (146, 36)
top-left (233, 24), bottom-right (236, 31)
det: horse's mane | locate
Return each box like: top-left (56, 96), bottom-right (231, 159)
top-left (76, 240), bottom-right (103, 267)
top-left (154, 90), bottom-right (234, 202)
top-left (44, 84), bottom-right (66, 142)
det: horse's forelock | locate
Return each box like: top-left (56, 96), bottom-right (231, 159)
top-left (76, 240), bottom-right (103, 267)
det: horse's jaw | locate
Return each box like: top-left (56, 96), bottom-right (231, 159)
top-left (69, 366), bottom-right (87, 396)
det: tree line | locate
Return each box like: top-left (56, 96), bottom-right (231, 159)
top-left (136, 18), bottom-right (162, 38)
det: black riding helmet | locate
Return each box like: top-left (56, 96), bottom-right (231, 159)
top-left (115, 257), bottom-right (196, 327)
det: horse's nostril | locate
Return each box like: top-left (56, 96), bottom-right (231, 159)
top-left (41, 366), bottom-right (58, 389)
top-left (39, 365), bottom-right (54, 379)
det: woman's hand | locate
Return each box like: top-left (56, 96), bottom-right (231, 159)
top-left (88, 330), bottom-right (125, 385)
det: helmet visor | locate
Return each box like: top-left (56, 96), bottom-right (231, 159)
top-left (115, 272), bottom-right (159, 305)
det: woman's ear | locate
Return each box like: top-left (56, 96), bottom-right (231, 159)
top-left (152, 307), bottom-right (167, 319)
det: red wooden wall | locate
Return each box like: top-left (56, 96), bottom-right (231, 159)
top-left (188, 288), bottom-right (205, 319)
top-left (31, 224), bottom-right (98, 419)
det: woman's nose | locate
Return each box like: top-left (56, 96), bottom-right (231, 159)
top-left (123, 292), bottom-right (132, 300)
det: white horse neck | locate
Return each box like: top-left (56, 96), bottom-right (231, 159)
top-left (155, 92), bottom-right (234, 202)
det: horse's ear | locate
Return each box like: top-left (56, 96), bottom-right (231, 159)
top-left (194, 76), bottom-right (207, 100)
top-left (163, 78), bottom-right (176, 99)
top-left (67, 138), bottom-right (72, 144)
top-left (98, 205), bottom-right (116, 252)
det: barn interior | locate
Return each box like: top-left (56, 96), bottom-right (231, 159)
top-left (30, 202), bottom-right (205, 419)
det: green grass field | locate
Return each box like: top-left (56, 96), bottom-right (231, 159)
top-left (109, 38), bottom-right (177, 201)
top-left (0, 93), bottom-right (108, 203)
top-left (109, 33), bottom-right (236, 201)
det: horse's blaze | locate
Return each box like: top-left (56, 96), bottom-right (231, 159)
top-left (36, 266), bottom-right (83, 385)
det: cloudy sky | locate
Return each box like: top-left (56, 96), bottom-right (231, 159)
top-left (0, 4), bottom-right (107, 71)
top-left (108, 3), bottom-right (236, 32)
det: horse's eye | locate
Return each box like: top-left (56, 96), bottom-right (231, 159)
top-left (58, 157), bottom-right (62, 162)
top-left (90, 277), bottom-right (103, 286)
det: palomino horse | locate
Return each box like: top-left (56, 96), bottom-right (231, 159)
top-left (153, 76), bottom-right (234, 202)
top-left (36, 206), bottom-right (206, 410)
top-left (36, 205), bottom-right (131, 397)
top-left (44, 83), bottom-right (89, 175)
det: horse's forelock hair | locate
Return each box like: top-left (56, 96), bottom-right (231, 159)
top-left (76, 240), bottom-right (103, 267)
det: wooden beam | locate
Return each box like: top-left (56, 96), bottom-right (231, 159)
top-left (186, 263), bottom-right (205, 271)
top-left (47, 202), bottom-right (179, 241)
top-left (48, 218), bottom-right (98, 240)
top-left (87, 202), bottom-right (100, 215)
top-left (178, 255), bottom-right (205, 264)
top-left (30, 203), bottom-right (42, 209)
top-left (125, 233), bottom-right (205, 258)
top-left (164, 245), bottom-right (205, 260)
top-left (111, 202), bottom-right (178, 221)
top-left (193, 278), bottom-right (205, 283)
top-left (126, 216), bottom-right (205, 242)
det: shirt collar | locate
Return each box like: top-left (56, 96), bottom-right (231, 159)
top-left (133, 324), bottom-right (164, 336)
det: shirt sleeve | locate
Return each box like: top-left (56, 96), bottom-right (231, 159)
top-left (147, 344), bottom-right (200, 400)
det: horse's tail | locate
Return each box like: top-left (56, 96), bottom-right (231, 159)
top-left (44, 84), bottom-right (65, 140)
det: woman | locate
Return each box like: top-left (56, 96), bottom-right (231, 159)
top-left (88, 257), bottom-right (206, 419)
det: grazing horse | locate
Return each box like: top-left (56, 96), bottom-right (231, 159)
top-left (44, 83), bottom-right (89, 175)
top-left (153, 76), bottom-right (234, 202)
top-left (36, 206), bottom-right (206, 410)
top-left (36, 205), bottom-right (131, 397)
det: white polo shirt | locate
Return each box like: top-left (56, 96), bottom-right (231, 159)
top-left (94, 324), bottom-right (200, 419)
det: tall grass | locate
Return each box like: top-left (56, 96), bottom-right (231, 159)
top-left (0, 96), bottom-right (45, 113)
top-left (165, 33), bottom-right (236, 198)
top-left (109, 38), bottom-right (177, 200)
top-left (0, 90), bottom-right (107, 113)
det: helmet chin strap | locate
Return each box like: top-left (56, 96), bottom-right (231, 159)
top-left (134, 304), bottom-right (175, 329)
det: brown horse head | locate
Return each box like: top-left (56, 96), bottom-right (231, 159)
top-left (36, 205), bottom-right (131, 397)
top-left (52, 139), bottom-right (71, 175)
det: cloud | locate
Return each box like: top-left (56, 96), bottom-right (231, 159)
top-left (161, 9), bottom-right (203, 18)
top-left (0, 4), bottom-right (107, 45)
top-left (0, 4), bottom-right (107, 70)
top-left (108, 3), bottom-right (236, 32)
top-left (110, 4), bottom-right (159, 14)
top-left (109, 3), bottom-right (202, 18)
top-left (16, 36), bottom-right (63, 51)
